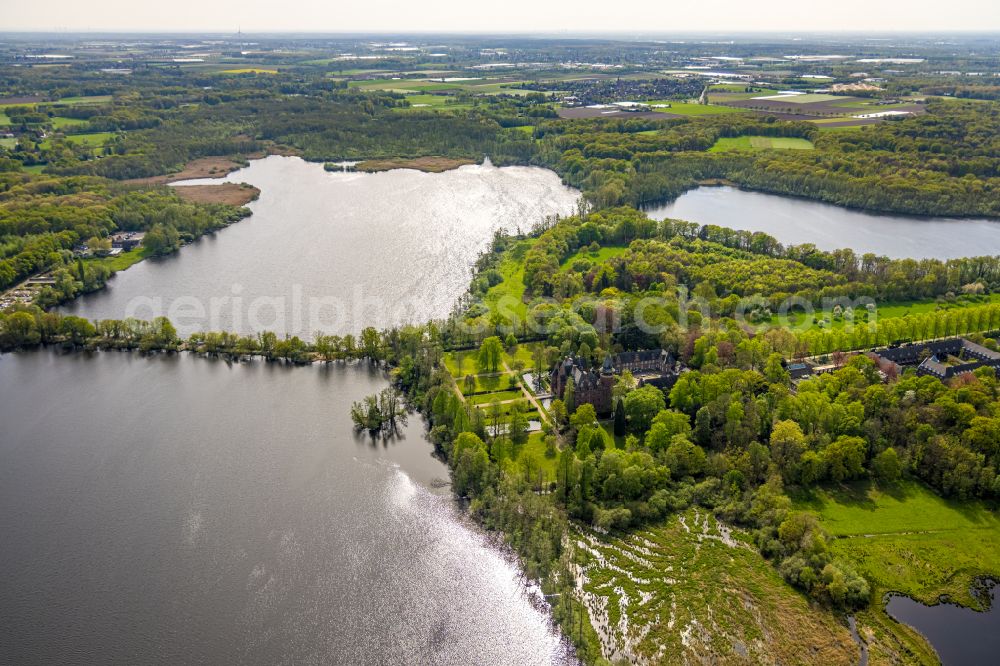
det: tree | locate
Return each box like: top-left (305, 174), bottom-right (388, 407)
top-left (478, 335), bottom-right (504, 373)
top-left (764, 353), bottom-right (790, 385)
top-left (612, 369), bottom-right (636, 403)
top-left (770, 420), bottom-right (807, 483)
top-left (664, 435), bottom-right (706, 477)
top-left (624, 385), bottom-right (665, 433)
top-left (59, 315), bottom-right (95, 345)
top-left (570, 403), bottom-right (597, 430)
top-left (509, 404), bottom-right (530, 446)
top-left (87, 235), bottom-right (112, 257)
top-left (823, 436), bottom-right (867, 483)
top-left (360, 327), bottom-right (381, 360)
top-left (504, 332), bottom-right (518, 350)
top-left (452, 432), bottom-right (492, 497)
top-left (0, 311), bottom-right (40, 347)
top-left (142, 223), bottom-right (180, 256)
top-left (871, 447), bottom-right (902, 483)
top-left (550, 398), bottom-right (568, 431)
top-left (613, 398), bottom-right (626, 437)
top-left (563, 377), bottom-right (576, 414)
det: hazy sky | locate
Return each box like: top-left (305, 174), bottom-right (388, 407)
top-left (7, 0), bottom-right (1000, 33)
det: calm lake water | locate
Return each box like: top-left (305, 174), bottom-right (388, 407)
top-left (61, 156), bottom-right (579, 338)
top-left (0, 349), bottom-right (573, 664)
top-left (885, 586), bottom-right (1000, 665)
top-left (647, 186), bottom-right (1000, 260)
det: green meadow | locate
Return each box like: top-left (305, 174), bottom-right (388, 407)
top-left (709, 135), bottom-right (815, 152)
top-left (796, 480), bottom-right (1000, 608)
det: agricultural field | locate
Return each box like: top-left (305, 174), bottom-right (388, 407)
top-left (709, 135), bottom-right (815, 152)
top-left (573, 509), bottom-right (859, 664)
top-left (54, 95), bottom-right (113, 105)
top-left (710, 92), bottom-right (926, 126)
top-left (759, 93), bottom-right (843, 104)
top-left (217, 68), bottom-right (278, 74)
top-left (707, 84), bottom-right (780, 101)
top-left (646, 100), bottom-right (748, 116)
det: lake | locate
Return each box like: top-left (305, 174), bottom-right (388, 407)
top-left (885, 586), bottom-right (1000, 665)
top-left (0, 349), bottom-right (573, 664)
top-left (61, 156), bottom-right (579, 338)
top-left (646, 186), bottom-right (1000, 260)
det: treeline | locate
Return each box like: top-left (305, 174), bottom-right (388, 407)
top-left (0, 306), bottom-right (440, 369)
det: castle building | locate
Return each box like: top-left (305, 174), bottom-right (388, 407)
top-left (550, 349), bottom-right (680, 415)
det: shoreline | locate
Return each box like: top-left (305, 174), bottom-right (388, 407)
top-left (350, 156), bottom-right (479, 173)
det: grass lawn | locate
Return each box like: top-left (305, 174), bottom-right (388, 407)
top-left (768, 292), bottom-right (1000, 334)
top-left (0, 111), bottom-right (9, 125)
top-left (51, 116), bottom-right (88, 128)
top-left (467, 390), bottom-right (523, 405)
top-left (483, 239), bottom-right (534, 323)
top-left (22, 164), bottom-right (47, 174)
top-left (443, 350), bottom-right (483, 377)
top-left (64, 131), bottom-right (115, 146)
top-left (40, 132), bottom-right (115, 152)
top-left (0, 137), bottom-right (16, 149)
top-left (574, 510), bottom-right (857, 663)
top-left (709, 136), bottom-right (815, 152)
top-left (795, 480), bottom-right (1000, 608)
top-left (465, 372), bottom-right (517, 395)
top-left (392, 93), bottom-right (474, 113)
top-left (475, 399), bottom-right (533, 417)
top-left (646, 101), bottom-right (748, 115)
top-left (56, 95), bottom-right (113, 105)
top-left (504, 342), bottom-right (538, 368)
top-left (495, 431), bottom-right (558, 484)
top-left (559, 245), bottom-right (628, 271)
top-left (83, 247), bottom-right (151, 273)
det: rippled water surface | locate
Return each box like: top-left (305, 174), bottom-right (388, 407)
top-left (885, 587), bottom-right (1000, 665)
top-left (647, 186), bottom-right (1000, 260)
top-left (0, 349), bottom-right (573, 664)
top-left (61, 156), bottom-right (579, 337)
